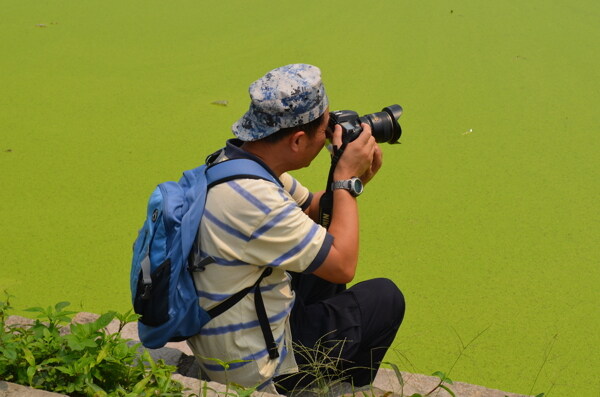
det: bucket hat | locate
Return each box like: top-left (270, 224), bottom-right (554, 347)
top-left (232, 64), bottom-right (329, 141)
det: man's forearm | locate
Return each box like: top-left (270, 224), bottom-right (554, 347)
top-left (328, 189), bottom-right (359, 264)
top-left (310, 188), bottom-right (359, 283)
top-left (305, 190), bottom-right (325, 222)
top-left (307, 189), bottom-right (359, 256)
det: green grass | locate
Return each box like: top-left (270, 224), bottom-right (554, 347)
top-left (0, 294), bottom-right (183, 396)
top-left (1, 1), bottom-right (599, 396)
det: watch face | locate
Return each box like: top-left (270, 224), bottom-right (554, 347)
top-left (351, 178), bottom-right (364, 195)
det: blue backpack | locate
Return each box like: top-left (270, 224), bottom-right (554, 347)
top-left (130, 156), bottom-right (281, 352)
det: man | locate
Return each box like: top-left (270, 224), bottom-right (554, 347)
top-left (186, 64), bottom-right (405, 394)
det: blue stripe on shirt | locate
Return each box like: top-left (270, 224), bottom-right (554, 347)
top-left (199, 302), bottom-right (292, 336)
top-left (303, 232), bottom-right (334, 274)
top-left (204, 210), bottom-right (250, 242)
top-left (289, 178), bottom-right (298, 195)
top-left (257, 379), bottom-right (274, 392)
top-left (201, 334), bottom-right (285, 372)
top-left (250, 202), bottom-right (298, 240)
top-left (229, 181), bottom-right (272, 215)
top-left (272, 343), bottom-right (288, 379)
top-left (269, 222), bottom-right (321, 267)
top-left (199, 249), bottom-right (249, 267)
top-left (197, 281), bottom-right (281, 301)
top-left (277, 188), bottom-right (289, 202)
top-left (300, 192), bottom-right (313, 211)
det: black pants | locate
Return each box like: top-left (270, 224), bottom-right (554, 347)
top-left (275, 274), bottom-right (405, 393)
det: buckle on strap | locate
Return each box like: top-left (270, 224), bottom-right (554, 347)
top-left (139, 254), bottom-right (153, 300)
top-left (189, 256), bottom-right (215, 272)
top-left (254, 267), bottom-right (279, 359)
top-left (140, 284), bottom-right (152, 300)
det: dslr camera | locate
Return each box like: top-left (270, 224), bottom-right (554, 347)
top-left (329, 104), bottom-right (403, 144)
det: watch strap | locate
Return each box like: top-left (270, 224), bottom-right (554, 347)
top-left (331, 177), bottom-right (363, 197)
top-left (331, 179), bottom-right (351, 191)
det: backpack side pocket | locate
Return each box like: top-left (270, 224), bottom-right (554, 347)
top-left (134, 258), bottom-right (171, 326)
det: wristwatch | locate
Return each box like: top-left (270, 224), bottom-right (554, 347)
top-left (331, 177), bottom-right (364, 197)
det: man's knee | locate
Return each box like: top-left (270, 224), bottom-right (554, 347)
top-left (372, 278), bottom-right (405, 326)
top-left (352, 277), bottom-right (405, 329)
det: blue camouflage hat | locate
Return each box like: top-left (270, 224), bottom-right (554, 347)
top-left (232, 64), bottom-right (329, 141)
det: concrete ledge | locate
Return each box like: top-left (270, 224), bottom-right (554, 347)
top-left (0, 381), bottom-right (67, 397)
top-left (165, 369), bottom-right (533, 397)
top-left (373, 369), bottom-right (530, 397)
top-left (4, 314), bottom-right (532, 397)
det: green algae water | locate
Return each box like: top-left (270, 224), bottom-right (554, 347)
top-left (1, 1), bottom-right (599, 395)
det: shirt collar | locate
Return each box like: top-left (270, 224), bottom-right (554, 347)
top-left (223, 139), bottom-right (282, 186)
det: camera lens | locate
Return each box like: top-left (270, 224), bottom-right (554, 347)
top-left (360, 105), bottom-right (403, 144)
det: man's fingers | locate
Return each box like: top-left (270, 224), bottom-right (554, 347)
top-left (372, 145), bottom-right (383, 172)
top-left (356, 123), bottom-right (373, 143)
top-left (331, 124), bottom-right (343, 147)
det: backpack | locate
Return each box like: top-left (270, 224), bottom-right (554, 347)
top-left (130, 156), bottom-right (281, 354)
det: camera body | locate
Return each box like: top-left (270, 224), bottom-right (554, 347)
top-left (329, 104), bottom-right (403, 144)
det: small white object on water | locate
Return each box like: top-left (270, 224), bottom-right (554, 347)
top-left (462, 128), bottom-right (473, 135)
top-left (211, 100), bottom-right (229, 107)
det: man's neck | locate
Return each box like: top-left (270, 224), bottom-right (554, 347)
top-left (240, 141), bottom-right (290, 177)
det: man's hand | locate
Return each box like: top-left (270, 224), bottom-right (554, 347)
top-left (357, 131), bottom-right (382, 185)
top-left (331, 123), bottom-right (383, 184)
top-left (312, 123), bottom-right (384, 284)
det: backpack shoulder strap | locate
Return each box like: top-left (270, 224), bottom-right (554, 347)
top-left (186, 157), bottom-right (279, 267)
top-left (181, 158), bottom-right (278, 259)
top-left (206, 158), bottom-right (281, 188)
top-left (195, 157), bottom-right (282, 359)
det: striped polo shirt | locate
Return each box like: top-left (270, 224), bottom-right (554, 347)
top-left (186, 140), bottom-right (333, 390)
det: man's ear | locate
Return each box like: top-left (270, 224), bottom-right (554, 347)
top-left (289, 130), bottom-right (307, 152)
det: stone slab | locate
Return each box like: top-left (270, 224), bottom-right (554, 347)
top-left (0, 382), bottom-right (66, 397)
top-left (4, 314), bottom-right (532, 397)
top-left (373, 369), bottom-right (531, 397)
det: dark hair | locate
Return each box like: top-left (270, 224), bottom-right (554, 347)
top-left (261, 113), bottom-right (326, 143)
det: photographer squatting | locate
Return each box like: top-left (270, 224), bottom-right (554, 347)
top-left (185, 64), bottom-right (405, 394)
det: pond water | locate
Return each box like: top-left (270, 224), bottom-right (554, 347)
top-left (2, 1), bottom-right (598, 395)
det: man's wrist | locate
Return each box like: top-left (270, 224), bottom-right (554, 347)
top-left (331, 177), bottom-right (363, 197)
top-left (333, 172), bottom-right (354, 181)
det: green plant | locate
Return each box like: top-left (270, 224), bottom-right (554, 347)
top-left (384, 326), bottom-right (551, 397)
top-left (377, 327), bottom-right (489, 397)
top-left (381, 361), bottom-right (454, 397)
top-left (270, 334), bottom-right (456, 397)
top-left (277, 335), bottom-right (356, 397)
top-left (189, 357), bottom-right (259, 397)
top-left (0, 291), bottom-right (183, 396)
top-left (524, 333), bottom-right (558, 397)
top-left (386, 326), bottom-right (488, 397)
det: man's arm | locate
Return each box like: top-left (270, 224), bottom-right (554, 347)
top-left (304, 133), bottom-right (382, 222)
top-left (309, 124), bottom-right (383, 284)
top-left (304, 190), bottom-right (324, 222)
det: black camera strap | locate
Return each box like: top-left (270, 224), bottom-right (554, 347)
top-left (318, 139), bottom-right (349, 228)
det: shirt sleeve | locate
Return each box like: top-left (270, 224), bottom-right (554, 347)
top-left (240, 180), bottom-right (331, 273)
top-left (279, 172), bottom-right (312, 210)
